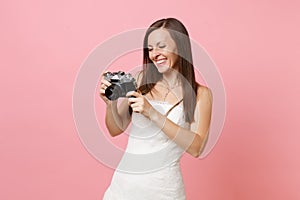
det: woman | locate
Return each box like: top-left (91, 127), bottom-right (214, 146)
top-left (100, 18), bottom-right (212, 200)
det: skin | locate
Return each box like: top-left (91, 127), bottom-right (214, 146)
top-left (147, 28), bottom-right (178, 74)
top-left (99, 28), bottom-right (212, 157)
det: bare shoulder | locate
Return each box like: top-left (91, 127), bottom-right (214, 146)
top-left (196, 85), bottom-right (213, 104)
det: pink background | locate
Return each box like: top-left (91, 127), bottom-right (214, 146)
top-left (1, 0), bottom-right (300, 199)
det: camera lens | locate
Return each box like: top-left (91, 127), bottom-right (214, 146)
top-left (105, 84), bottom-right (121, 100)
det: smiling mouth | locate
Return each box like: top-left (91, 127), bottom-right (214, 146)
top-left (155, 59), bottom-right (167, 65)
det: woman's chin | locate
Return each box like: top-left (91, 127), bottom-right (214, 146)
top-left (156, 65), bottom-right (170, 73)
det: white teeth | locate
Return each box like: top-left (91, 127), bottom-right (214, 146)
top-left (156, 59), bottom-right (166, 64)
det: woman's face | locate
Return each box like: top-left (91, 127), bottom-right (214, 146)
top-left (147, 28), bottom-right (179, 73)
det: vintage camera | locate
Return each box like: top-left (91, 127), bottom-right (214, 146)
top-left (103, 71), bottom-right (137, 100)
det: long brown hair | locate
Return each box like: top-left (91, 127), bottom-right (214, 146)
top-left (139, 18), bottom-right (198, 123)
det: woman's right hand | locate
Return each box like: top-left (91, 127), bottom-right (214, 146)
top-left (99, 73), bottom-right (112, 105)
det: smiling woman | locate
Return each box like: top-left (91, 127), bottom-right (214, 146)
top-left (147, 28), bottom-right (179, 73)
top-left (99, 18), bottom-right (213, 200)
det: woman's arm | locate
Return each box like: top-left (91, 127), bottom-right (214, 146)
top-left (105, 100), bottom-right (132, 137)
top-left (127, 86), bottom-right (213, 157)
top-left (100, 71), bottom-right (143, 137)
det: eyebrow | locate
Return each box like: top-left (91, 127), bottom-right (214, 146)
top-left (148, 41), bottom-right (164, 47)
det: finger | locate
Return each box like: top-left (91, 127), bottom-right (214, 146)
top-left (128, 96), bottom-right (143, 104)
top-left (132, 107), bottom-right (142, 113)
top-left (101, 79), bottom-right (111, 86)
top-left (101, 81), bottom-right (110, 88)
top-left (128, 97), bottom-right (137, 103)
top-left (128, 97), bottom-right (141, 105)
top-left (126, 91), bottom-right (141, 98)
top-left (101, 70), bottom-right (109, 76)
top-left (100, 84), bottom-right (108, 91)
top-left (129, 103), bottom-right (138, 108)
top-left (100, 88), bottom-right (106, 95)
top-left (128, 98), bottom-right (138, 106)
top-left (126, 91), bottom-right (135, 97)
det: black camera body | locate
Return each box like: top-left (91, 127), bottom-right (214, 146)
top-left (103, 71), bottom-right (137, 100)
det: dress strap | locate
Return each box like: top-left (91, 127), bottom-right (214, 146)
top-left (164, 99), bottom-right (183, 117)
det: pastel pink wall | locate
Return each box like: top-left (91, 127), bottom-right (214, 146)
top-left (1, 0), bottom-right (299, 200)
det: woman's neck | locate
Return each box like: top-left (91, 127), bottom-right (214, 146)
top-left (162, 69), bottom-right (180, 88)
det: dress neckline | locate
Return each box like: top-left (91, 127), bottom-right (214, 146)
top-left (147, 98), bottom-right (183, 109)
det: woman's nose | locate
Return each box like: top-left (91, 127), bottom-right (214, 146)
top-left (151, 48), bottom-right (161, 58)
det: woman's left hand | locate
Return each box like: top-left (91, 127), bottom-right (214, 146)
top-left (126, 91), bottom-right (152, 118)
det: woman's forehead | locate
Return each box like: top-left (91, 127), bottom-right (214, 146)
top-left (148, 29), bottom-right (174, 45)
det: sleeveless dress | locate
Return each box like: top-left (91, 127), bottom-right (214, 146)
top-left (103, 99), bottom-right (187, 200)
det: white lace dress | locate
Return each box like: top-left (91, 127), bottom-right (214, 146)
top-left (103, 99), bottom-right (187, 200)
